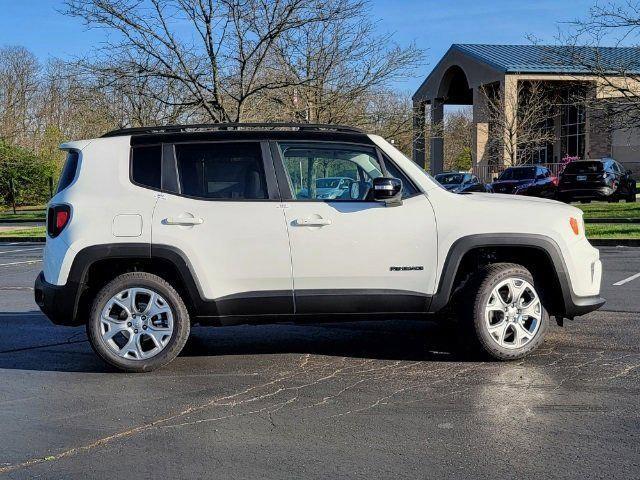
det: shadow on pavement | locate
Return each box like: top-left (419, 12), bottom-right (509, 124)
top-left (0, 312), bottom-right (466, 373)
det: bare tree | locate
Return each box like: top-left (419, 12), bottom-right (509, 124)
top-left (0, 46), bottom-right (40, 147)
top-left (64, 0), bottom-right (365, 124)
top-left (263, 5), bottom-right (424, 126)
top-left (481, 81), bottom-right (556, 166)
top-left (560, 1), bottom-right (640, 129)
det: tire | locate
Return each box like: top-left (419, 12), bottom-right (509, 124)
top-left (627, 193), bottom-right (636, 203)
top-left (87, 272), bottom-right (190, 372)
top-left (457, 263), bottom-right (549, 361)
top-left (580, 199), bottom-right (591, 204)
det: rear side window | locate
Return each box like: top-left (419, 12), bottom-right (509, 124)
top-left (175, 142), bottom-right (267, 200)
top-left (56, 151), bottom-right (79, 193)
top-left (131, 145), bottom-right (161, 189)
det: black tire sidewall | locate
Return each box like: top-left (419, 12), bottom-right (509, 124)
top-left (87, 272), bottom-right (190, 372)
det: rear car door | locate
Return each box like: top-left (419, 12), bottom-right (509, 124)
top-left (272, 140), bottom-right (438, 314)
top-left (152, 140), bottom-right (293, 316)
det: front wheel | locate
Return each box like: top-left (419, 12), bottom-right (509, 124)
top-left (459, 263), bottom-right (549, 360)
top-left (87, 272), bottom-right (190, 372)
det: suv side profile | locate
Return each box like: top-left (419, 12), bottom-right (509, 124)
top-left (35, 124), bottom-right (605, 372)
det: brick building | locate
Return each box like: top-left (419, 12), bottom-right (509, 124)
top-left (412, 44), bottom-right (640, 176)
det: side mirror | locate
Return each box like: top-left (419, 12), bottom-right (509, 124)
top-left (493, 177), bottom-right (498, 182)
top-left (373, 177), bottom-right (402, 206)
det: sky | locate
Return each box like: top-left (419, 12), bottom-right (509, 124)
top-left (0, 0), bottom-right (599, 93)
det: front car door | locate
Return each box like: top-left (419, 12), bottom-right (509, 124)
top-left (272, 140), bottom-right (438, 314)
top-left (152, 140), bottom-right (293, 317)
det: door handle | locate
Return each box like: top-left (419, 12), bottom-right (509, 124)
top-left (164, 217), bottom-right (204, 226)
top-left (294, 217), bottom-right (332, 227)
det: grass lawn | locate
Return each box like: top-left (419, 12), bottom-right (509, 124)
top-left (0, 226), bottom-right (46, 238)
top-left (0, 210), bottom-right (46, 221)
top-left (585, 223), bottom-right (640, 239)
top-left (577, 201), bottom-right (640, 220)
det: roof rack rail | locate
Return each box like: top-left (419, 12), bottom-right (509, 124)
top-left (101, 122), bottom-right (364, 138)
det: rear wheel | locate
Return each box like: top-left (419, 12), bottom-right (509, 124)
top-left (87, 272), bottom-right (190, 372)
top-left (458, 263), bottom-right (549, 360)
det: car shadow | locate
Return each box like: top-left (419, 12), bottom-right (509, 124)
top-left (0, 312), bottom-right (468, 373)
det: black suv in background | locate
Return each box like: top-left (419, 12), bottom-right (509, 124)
top-left (434, 172), bottom-right (492, 193)
top-left (557, 159), bottom-right (636, 203)
top-left (490, 166), bottom-right (557, 198)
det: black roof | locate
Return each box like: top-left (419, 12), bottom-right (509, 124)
top-left (102, 122), bottom-right (364, 138)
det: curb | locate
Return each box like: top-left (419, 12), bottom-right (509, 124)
top-left (0, 219), bottom-right (45, 224)
top-left (585, 218), bottom-right (640, 224)
top-left (0, 237), bottom-right (45, 243)
top-left (589, 238), bottom-right (640, 247)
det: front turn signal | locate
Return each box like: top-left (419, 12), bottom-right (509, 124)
top-left (569, 217), bottom-right (579, 235)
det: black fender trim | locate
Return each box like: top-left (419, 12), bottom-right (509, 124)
top-left (427, 233), bottom-right (605, 318)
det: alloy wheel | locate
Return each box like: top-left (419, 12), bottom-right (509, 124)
top-left (99, 287), bottom-right (174, 360)
top-left (484, 277), bottom-right (542, 349)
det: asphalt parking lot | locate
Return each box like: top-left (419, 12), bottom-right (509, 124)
top-left (0, 243), bottom-right (638, 479)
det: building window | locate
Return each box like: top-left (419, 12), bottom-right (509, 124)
top-left (561, 103), bottom-right (586, 159)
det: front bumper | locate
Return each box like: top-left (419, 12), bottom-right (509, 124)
top-left (563, 294), bottom-right (606, 318)
top-left (34, 271), bottom-right (81, 326)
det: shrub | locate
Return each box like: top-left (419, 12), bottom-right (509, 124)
top-left (0, 140), bottom-right (57, 207)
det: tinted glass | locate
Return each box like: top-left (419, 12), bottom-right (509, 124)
top-left (279, 143), bottom-right (383, 201)
top-left (131, 145), bottom-right (161, 189)
top-left (564, 161), bottom-right (604, 174)
top-left (499, 167), bottom-right (536, 180)
top-left (56, 151), bottom-right (79, 193)
top-left (175, 142), bottom-right (267, 200)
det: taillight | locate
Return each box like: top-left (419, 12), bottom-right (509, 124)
top-left (47, 205), bottom-right (71, 238)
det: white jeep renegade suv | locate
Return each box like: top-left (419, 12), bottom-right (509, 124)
top-left (34, 123), bottom-right (604, 372)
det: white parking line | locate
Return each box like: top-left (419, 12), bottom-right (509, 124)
top-left (0, 260), bottom-right (41, 267)
top-left (0, 247), bottom-right (43, 255)
top-left (613, 272), bottom-right (640, 286)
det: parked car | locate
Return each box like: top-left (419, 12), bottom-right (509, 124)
top-left (434, 172), bottom-right (492, 193)
top-left (35, 123), bottom-right (604, 372)
top-left (557, 158), bottom-right (637, 203)
top-left (491, 166), bottom-right (557, 198)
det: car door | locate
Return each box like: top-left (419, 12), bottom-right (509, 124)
top-left (152, 140), bottom-right (293, 316)
top-left (272, 140), bottom-right (438, 314)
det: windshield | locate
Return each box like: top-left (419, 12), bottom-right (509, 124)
top-left (564, 161), bottom-right (603, 174)
top-left (316, 178), bottom-right (341, 188)
top-left (499, 167), bottom-right (536, 180)
top-left (435, 173), bottom-right (464, 185)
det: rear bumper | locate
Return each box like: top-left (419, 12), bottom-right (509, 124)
top-left (34, 271), bottom-right (81, 326)
top-left (558, 186), bottom-right (613, 199)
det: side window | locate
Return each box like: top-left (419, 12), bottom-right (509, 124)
top-left (382, 157), bottom-right (419, 198)
top-left (175, 142), bottom-right (267, 200)
top-left (131, 145), bottom-right (161, 189)
top-left (278, 143), bottom-right (383, 201)
top-left (57, 150), bottom-right (79, 193)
